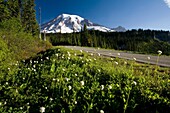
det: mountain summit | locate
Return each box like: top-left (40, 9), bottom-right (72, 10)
top-left (41, 14), bottom-right (125, 33)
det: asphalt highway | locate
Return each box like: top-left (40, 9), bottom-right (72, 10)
top-left (63, 46), bottom-right (170, 68)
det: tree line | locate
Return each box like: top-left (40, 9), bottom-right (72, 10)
top-left (47, 27), bottom-right (170, 55)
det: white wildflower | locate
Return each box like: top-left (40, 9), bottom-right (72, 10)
top-left (114, 61), bottom-right (118, 65)
top-left (133, 81), bottom-right (137, 85)
top-left (98, 53), bottom-right (100, 56)
top-left (62, 68), bottom-right (65, 71)
top-left (94, 58), bottom-right (96, 61)
top-left (68, 57), bottom-right (70, 60)
top-left (98, 69), bottom-right (101, 73)
top-left (53, 78), bottom-right (56, 81)
top-left (0, 102), bottom-right (2, 106)
top-left (68, 85), bottom-right (72, 90)
top-left (4, 101), bottom-right (7, 105)
top-left (147, 57), bottom-right (150, 60)
top-left (33, 65), bottom-right (36, 68)
top-left (100, 110), bottom-right (104, 113)
top-left (74, 101), bottom-right (77, 104)
top-left (75, 73), bottom-right (77, 76)
top-left (6, 82), bottom-right (8, 85)
top-left (91, 53), bottom-right (93, 56)
top-left (98, 48), bottom-right (100, 50)
top-left (50, 98), bottom-right (53, 101)
top-left (101, 85), bottom-right (104, 90)
top-left (40, 107), bottom-right (45, 113)
top-left (45, 87), bottom-right (47, 89)
top-left (86, 51), bottom-right (88, 53)
top-left (157, 50), bottom-right (162, 55)
top-left (65, 78), bottom-right (69, 82)
top-left (8, 68), bottom-right (10, 70)
top-left (80, 50), bottom-right (83, 53)
top-left (133, 57), bottom-right (136, 61)
top-left (74, 53), bottom-right (77, 56)
top-left (23, 77), bottom-right (25, 80)
top-left (117, 53), bottom-right (120, 56)
top-left (124, 61), bottom-right (127, 64)
top-left (30, 60), bottom-right (32, 64)
top-left (108, 85), bottom-right (112, 89)
top-left (111, 58), bottom-right (113, 60)
top-left (80, 81), bottom-right (84, 86)
top-left (55, 53), bottom-right (58, 57)
top-left (20, 107), bottom-right (23, 110)
top-left (46, 57), bottom-right (49, 60)
top-left (109, 53), bottom-right (112, 55)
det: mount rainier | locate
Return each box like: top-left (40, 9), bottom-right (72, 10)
top-left (41, 14), bottom-right (126, 33)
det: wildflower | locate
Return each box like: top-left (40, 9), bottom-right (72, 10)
top-left (20, 107), bottom-right (23, 110)
top-left (91, 53), bottom-right (93, 56)
top-left (98, 53), bottom-right (100, 56)
top-left (133, 57), bottom-right (136, 61)
top-left (40, 107), bottom-right (45, 113)
top-left (147, 57), bottom-right (150, 60)
top-left (109, 53), bottom-right (112, 55)
top-left (62, 68), bottom-right (65, 71)
top-left (8, 68), bottom-right (10, 70)
top-left (57, 79), bottom-right (60, 82)
top-left (157, 50), bottom-right (162, 55)
top-left (80, 81), bottom-right (84, 86)
top-left (6, 82), bottom-right (8, 85)
top-left (53, 78), bottom-right (56, 81)
top-left (108, 85), bottom-right (112, 89)
top-left (124, 61), bottom-right (127, 64)
top-left (55, 53), bottom-right (58, 57)
top-left (4, 101), bottom-right (7, 105)
top-left (41, 59), bottom-right (43, 61)
top-left (58, 49), bottom-right (60, 51)
top-left (74, 53), bottom-right (77, 56)
top-left (111, 58), bottom-right (113, 60)
top-left (74, 101), bottom-right (77, 104)
top-left (80, 50), bottom-right (83, 53)
top-left (46, 57), bottom-right (49, 60)
top-left (98, 69), bottom-right (101, 73)
top-left (133, 81), bottom-right (137, 85)
top-left (65, 78), bottom-right (69, 82)
top-left (114, 61), bottom-right (118, 65)
top-left (23, 77), bottom-right (25, 80)
top-left (50, 98), bottom-right (53, 101)
top-left (0, 102), bottom-right (2, 106)
top-left (33, 65), bottom-right (36, 68)
top-left (98, 48), bottom-right (100, 50)
top-left (68, 85), bottom-right (72, 90)
top-left (117, 53), bottom-right (120, 56)
top-left (101, 85), bottom-right (104, 90)
top-left (100, 110), bottom-right (104, 113)
top-left (68, 57), bottom-right (70, 60)
top-left (75, 73), bottom-right (77, 76)
top-left (45, 87), bottom-right (47, 89)
top-left (86, 51), bottom-right (88, 53)
top-left (80, 57), bottom-right (82, 59)
top-left (30, 60), bottom-right (32, 64)
top-left (94, 58), bottom-right (96, 61)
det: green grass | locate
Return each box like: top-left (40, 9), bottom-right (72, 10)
top-left (0, 47), bottom-right (169, 113)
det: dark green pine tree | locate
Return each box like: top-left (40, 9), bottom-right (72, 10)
top-left (22, 0), bottom-right (39, 35)
top-left (81, 24), bottom-right (88, 46)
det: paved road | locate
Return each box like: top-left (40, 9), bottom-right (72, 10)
top-left (64, 46), bottom-right (170, 68)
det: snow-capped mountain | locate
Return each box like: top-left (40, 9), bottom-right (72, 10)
top-left (112, 26), bottom-right (126, 32)
top-left (41, 14), bottom-right (122, 33)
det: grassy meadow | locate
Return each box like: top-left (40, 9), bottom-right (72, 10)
top-left (0, 46), bottom-right (169, 113)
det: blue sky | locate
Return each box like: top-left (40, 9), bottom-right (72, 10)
top-left (35, 0), bottom-right (170, 30)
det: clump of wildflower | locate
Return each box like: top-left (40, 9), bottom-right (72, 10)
top-left (65, 77), bottom-right (69, 82)
top-left (40, 107), bottom-right (45, 113)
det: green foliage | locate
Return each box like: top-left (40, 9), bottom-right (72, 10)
top-left (0, 47), bottom-right (169, 112)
